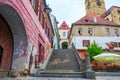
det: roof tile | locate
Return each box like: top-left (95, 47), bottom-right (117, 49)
top-left (73, 14), bottom-right (120, 26)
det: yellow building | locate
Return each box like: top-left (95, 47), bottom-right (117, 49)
top-left (69, 14), bottom-right (120, 58)
top-left (101, 6), bottom-right (120, 25)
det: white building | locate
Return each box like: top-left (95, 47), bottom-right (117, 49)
top-left (58, 21), bottom-right (70, 49)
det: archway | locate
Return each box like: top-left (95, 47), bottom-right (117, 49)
top-left (62, 42), bottom-right (68, 49)
top-left (0, 4), bottom-right (28, 71)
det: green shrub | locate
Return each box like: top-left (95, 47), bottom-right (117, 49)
top-left (86, 41), bottom-right (103, 61)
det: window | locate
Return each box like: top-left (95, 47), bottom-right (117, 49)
top-left (106, 18), bottom-right (109, 21)
top-left (106, 28), bottom-right (110, 36)
top-left (96, 0), bottom-right (101, 6)
top-left (88, 28), bottom-right (93, 35)
top-left (38, 42), bottom-right (44, 63)
top-left (63, 32), bottom-right (66, 36)
top-left (39, 13), bottom-right (45, 29)
top-left (45, 26), bottom-right (50, 39)
top-left (30, 0), bottom-right (39, 14)
top-left (115, 29), bottom-right (119, 36)
top-left (83, 40), bottom-right (90, 47)
top-left (78, 28), bottom-right (82, 35)
top-left (119, 43), bottom-right (120, 47)
top-left (118, 9), bottom-right (120, 14)
top-left (111, 42), bottom-right (118, 47)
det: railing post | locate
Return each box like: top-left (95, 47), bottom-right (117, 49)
top-left (84, 53), bottom-right (96, 79)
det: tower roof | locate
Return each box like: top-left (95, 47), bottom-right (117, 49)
top-left (73, 14), bottom-right (120, 26)
top-left (59, 21), bottom-right (70, 29)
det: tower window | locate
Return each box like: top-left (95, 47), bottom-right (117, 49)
top-left (87, 3), bottom-right (90, 10)
top-left (96, 0), bottom-right (101, 6)
top-left (78, 28), bottom-right (82, 35)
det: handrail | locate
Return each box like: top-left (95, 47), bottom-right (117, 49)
top-left (72, 43), bottom-right (81, 64)
top-left (72, 43), bottom-right (85, 71)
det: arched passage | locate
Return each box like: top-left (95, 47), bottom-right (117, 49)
top-left (62, 42), bottom-right (68, 49)
top-left (0, 4), bottom-right (28, 70)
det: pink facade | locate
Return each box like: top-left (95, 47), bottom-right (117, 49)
top-left (0, 0), bottom-right (52, 71)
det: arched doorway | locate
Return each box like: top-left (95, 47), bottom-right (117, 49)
top-left (0, 14), bottom-right (13, 70)
top-left (62, 42), bottom-right (68, 49)
top-left (0, 4), bottom-right (28, 71)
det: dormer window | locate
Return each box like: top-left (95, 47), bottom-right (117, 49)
top-left (85, 19), bottom-right (89, 22)
top-left (106, 18), bottom-right (109, 21)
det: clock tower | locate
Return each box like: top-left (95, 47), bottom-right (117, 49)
top-left (85, 0), bottom-right (106, 16)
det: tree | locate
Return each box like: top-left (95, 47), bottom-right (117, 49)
top-left (86, 41), bottom-right (103, 61)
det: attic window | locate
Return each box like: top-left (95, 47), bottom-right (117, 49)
top-left (85, 19), bottom-right (89, 22)
top-left (106, 18), bottom-right (109, 21)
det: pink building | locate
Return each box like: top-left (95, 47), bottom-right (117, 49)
top-left (0, 0), bottom-right (53, 73)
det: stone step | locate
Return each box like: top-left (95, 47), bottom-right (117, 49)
top-left (37, 71), bottom-right (84, 78)
top-left (46, 49), bottom-right (80, 71)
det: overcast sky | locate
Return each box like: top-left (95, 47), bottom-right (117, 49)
top-left (46, 0), bottom-right (120, 27)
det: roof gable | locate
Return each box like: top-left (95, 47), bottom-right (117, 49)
top-left (59, 21), bottom-right (70, 29)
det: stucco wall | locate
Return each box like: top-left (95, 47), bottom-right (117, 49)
top-left (72, 36), bottom-right (120, 49)
top-left (71, 25), bottom-right (120, 37)
top-left (0, 0), bottom-right (51, 71)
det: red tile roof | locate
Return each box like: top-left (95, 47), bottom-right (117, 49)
top-left (59, 21), bottom-right (70, 29)
top-left (73, 14), bottom-right (120, 26)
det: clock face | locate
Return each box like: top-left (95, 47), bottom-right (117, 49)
top-left (96, 1), bottom-right (101, 6)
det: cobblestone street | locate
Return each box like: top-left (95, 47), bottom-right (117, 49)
top-left (1, 76), bottom-right (120, 80)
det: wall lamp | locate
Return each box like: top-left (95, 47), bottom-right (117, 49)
top-left (44, 5), bottom-right (52, 13)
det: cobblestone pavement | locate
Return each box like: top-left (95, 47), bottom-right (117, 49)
top-left (0, 77), bottom-right (93, 80)
top-left (96, 76), bottom-right (120, 80)
top-left (1, 76), bottom-right (120, 80)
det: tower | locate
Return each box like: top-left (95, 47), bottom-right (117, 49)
top-left (58, 21), bottom-right (70, 49)
top-left (85, 0), bottom-right (106, 16)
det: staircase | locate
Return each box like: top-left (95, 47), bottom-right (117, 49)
top-left (36, 49), bottom-right (84, 78)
